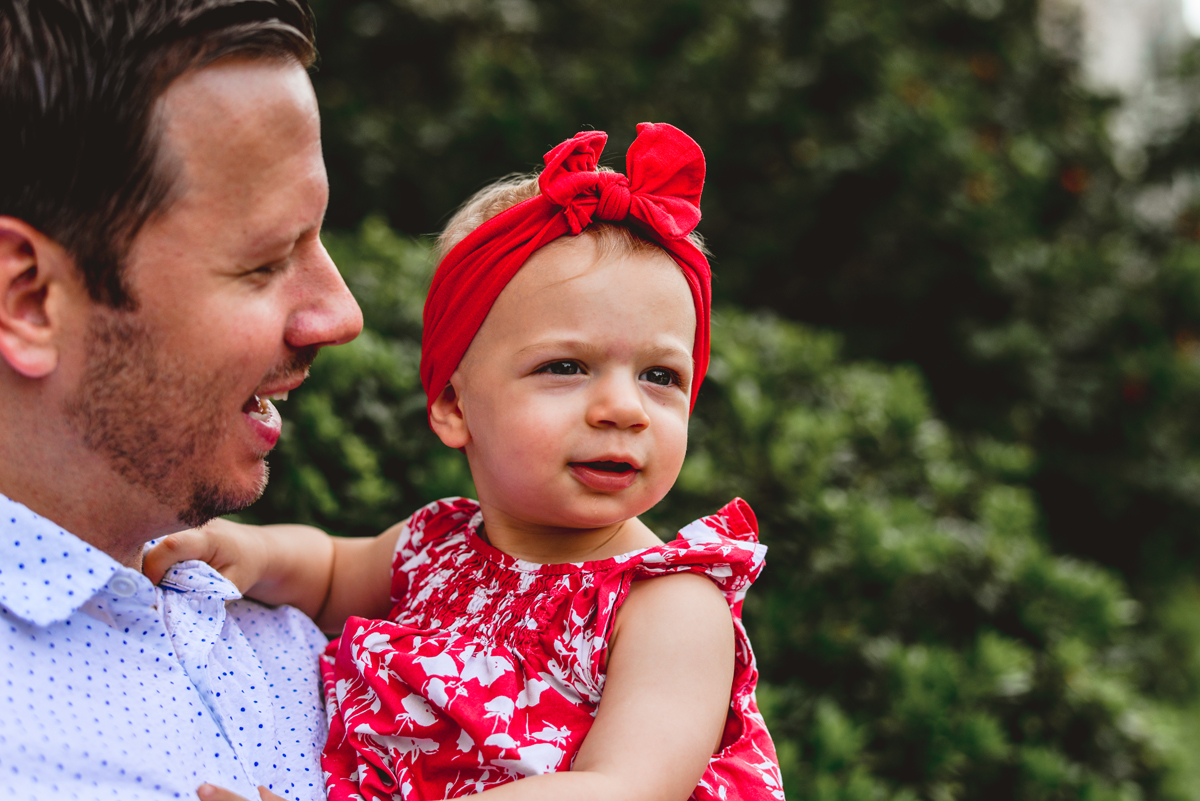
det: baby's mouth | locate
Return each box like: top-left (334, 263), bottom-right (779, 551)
top-left (569, 460), bottom-right (641, 491)
top-left (573, 460), bottom-right (637, 473)
top-left (243, 391), bottom-right (289, 422)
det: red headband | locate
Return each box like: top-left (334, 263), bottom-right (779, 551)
top-left (421, 122), bottom-right (711, 418)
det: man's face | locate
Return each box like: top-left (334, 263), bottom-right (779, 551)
top-left (62, 58), bottom-right (362, 528)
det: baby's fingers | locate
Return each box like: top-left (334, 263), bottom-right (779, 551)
top-left (144, 518), bottom-right (267, 593)
top-left (144, 528), bottom-right (220, 585)
top-left (196, 783), bottom-right (288, 801)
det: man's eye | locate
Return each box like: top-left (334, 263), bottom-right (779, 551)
top-left (641, 368), bottom-right (678, 386)
top-left (538, 361), bottom-right (583, 376)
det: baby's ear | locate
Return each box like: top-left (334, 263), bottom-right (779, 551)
top-left (429, 381), bottom-right (470, 449)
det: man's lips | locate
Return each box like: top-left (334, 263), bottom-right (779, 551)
top-left (251, 373), bottom-right (306, 405)
top-left (241, 373), bottom-right (306, 415)
top-left (241, 375), bottom-right (305, 449)
top-left (568, 460), bottom-right (641, 491)
top-left (241, 391), bottom-right (289, 416)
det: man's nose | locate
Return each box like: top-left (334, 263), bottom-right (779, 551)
top-left (286, 240), bottom-right (364, 351)
top-left (586, 373), bottom-right (651, 431)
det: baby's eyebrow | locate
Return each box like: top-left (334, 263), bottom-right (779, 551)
top-left (638, 343), bottom-right (694, 363)
top-left (516, 339), bottom-right (601, 358)
top-left (517, 339), bottom-right (693, 363)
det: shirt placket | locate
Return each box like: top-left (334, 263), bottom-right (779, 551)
top-left (91, 569), bottom-right (262, 790)
top-left (159, 576), bottom-right (279, 787)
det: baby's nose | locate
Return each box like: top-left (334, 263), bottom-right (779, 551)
top-left (586, 375), bottom-right (650, 430)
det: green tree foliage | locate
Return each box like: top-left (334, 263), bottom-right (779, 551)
top-left (251, 222), bottom-right (1190, 798)
top-left (306, 0), bottom-right (1200, 592)
top-left (300, 3), bottom-right (1200, 783)
top-left (662, 310), bottom-right (1182, 799)
top-left (249, 0), bottom-right (1200, 793)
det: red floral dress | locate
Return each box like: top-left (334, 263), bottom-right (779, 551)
top-left (320, 497), bottom-right (784, 800)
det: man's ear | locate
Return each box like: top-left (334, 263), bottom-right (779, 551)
top-left (428, 380), bottom-right (470, 450)
top-left (0, 217), bottom-right (76, 378)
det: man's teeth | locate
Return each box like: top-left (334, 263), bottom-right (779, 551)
top-left (248, 396), bottom-right (273, 422)
top-left (246, 391), bottom-right (290, 422)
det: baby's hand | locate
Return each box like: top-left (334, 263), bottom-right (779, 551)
top-left (197, 783), bottom-right (286, 801)
top-left (144, 518), bottom-right (270, 595)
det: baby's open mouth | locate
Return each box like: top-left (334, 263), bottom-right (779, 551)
top-left (568, 460), bottom-right (641, 491)
top-left (574, 461), bottom-right (636, 473)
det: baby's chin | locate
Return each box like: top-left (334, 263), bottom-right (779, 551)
top-left (550, 493), bottom-right (669, 529)
top-left (486, 497), bottom-right (645, 532)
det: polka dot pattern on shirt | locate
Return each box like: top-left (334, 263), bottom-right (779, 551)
top-left (0, 502), bottom-right (114, 626)
top-left (0, 494), bottom-right (329, 801)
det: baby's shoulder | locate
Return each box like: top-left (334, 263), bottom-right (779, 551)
top-left (585, 500), bottom-right (767, 684)
top-left (393, 496), bottom-right (480, 563)
top-left (630, 497), bottom-right (767, 593)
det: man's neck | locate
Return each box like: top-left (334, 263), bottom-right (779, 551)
top-left (0, 406), bottom-right (177, 569)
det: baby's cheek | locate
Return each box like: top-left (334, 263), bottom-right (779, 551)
top-left (661, 413), bottom-right (690, 459)
top-left (481, 408), bottom-right (559, 477)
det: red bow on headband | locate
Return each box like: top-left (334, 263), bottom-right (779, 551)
top-left (538, 126), bottom-right (704, 240)
top-left (421, 122), bottom-right (711, 414)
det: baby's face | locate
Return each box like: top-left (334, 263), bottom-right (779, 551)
top-left (452, 235), bottom-right (696, 533)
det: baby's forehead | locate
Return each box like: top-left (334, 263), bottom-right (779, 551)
top-left (513, 234), bottom-right (683, 293)
top-left (457, 236), bottom-right (692, 355)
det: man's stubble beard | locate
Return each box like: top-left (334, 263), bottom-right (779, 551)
top-left (62, 308), bottom-right (307, 528)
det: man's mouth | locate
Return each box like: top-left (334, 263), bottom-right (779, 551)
top-left (243, 391), bottom-right (289, 422)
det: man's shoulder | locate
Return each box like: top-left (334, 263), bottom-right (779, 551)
top-left (0, 494), bottom-right (122, 627)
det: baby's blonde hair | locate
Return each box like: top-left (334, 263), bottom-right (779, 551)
top-left (436, 167), bottom-right (708, 264)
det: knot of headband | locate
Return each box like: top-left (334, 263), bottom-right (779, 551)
top-left (538, 126), bottom-right (704, 240)
top-left (421, 122), bottom-right (712, 417)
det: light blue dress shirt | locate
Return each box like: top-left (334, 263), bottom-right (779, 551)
top-left (0, 493), bottom-right (329, 800)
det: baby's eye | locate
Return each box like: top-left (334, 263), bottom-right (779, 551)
top-left (640, 367), bottom-right (679, 387)
top-left (537, 360), bottom-right (584, 376)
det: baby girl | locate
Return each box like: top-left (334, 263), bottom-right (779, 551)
top-left (152, 123), bottom-right (784, 801)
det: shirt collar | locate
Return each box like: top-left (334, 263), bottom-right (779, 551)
top-left (0, 493), bottom-right (122, 626)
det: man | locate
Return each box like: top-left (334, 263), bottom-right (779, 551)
top-left (0, 1), bottom-right (362, 798)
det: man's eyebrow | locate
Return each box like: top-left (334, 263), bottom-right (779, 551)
top-left (246, 223), bottom-right (317, 263)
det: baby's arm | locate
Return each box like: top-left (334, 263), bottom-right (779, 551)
top-left (471, 571), bottom-right (736, 801)
top-left (143, 518), bottom-right (403, 633)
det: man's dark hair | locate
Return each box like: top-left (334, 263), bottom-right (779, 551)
top-left (0, 0), bottom-right (315, 309)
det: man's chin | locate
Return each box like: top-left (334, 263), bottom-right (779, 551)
top-left (177, 462), bottom-right (270, 529)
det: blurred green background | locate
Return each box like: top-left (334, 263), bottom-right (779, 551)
top-left (247, 0), bottom-right (1200, 797)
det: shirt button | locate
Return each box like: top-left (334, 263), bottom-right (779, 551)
top-left (110, 575), bottom-right (139, 598)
